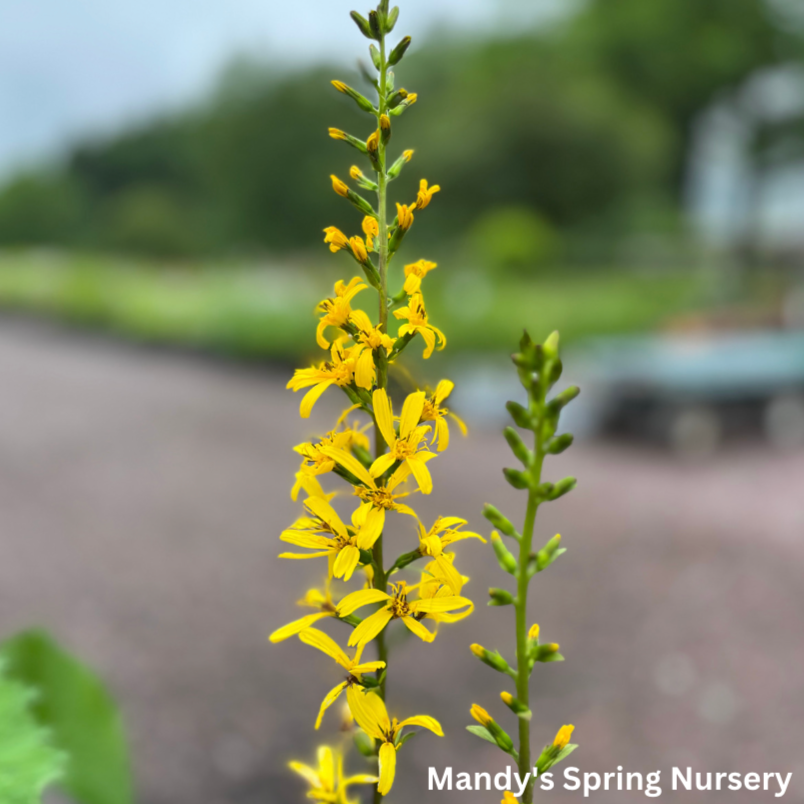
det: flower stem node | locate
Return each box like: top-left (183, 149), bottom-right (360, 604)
top-left (490, 531), bottom-right (518, 574)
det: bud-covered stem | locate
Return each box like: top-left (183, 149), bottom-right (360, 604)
top-left (373, 27), bottom-right (390, 804)
top-left (514, 374), bottom-right (548, 804)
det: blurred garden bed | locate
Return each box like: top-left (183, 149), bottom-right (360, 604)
top-left (0, 250), bottom-right (711, 361)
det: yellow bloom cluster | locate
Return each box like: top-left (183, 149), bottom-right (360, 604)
top-left (274, 3), bottom-right (480, 800)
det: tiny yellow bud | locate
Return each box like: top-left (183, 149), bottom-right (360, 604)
top-left (330, 175), bottom-right (349, 197)
top-left (470, 704), bottom-right (492, 727)
top-left (328, 127), bottom-right (347, 140)
top-left (380, 114), bottom-right (391, 131)
top-left (407, 92), bottom-right (418, 105)
top-left (362, 216), bottom-right (379, 251)
top-left (490, 531), bottom-right (501, 542)
top-left (500, 691), bottom-right (514, 706)
top-left (548, 642), bottom-right (560, 652)
top-left (502, 793), bottom-right (518, 804)
top-left (470, 643), bottom-right (485, 658)
top-left (553, 724), bottom-right (575, 750)
top-left (332, 80), bottom-right (348, 93)
top-left (403, 149), bottom-right (414, 161)
top-left (367, 130), bottom-right (380, 153)
top-left (528, 624), bottom-right (540, 640)
top-left (350, 165), bottom-right (364, 181)
top-left (396, 203), bottom-right (414, 231)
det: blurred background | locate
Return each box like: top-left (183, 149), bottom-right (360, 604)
top-left (2, 0), bottom-right (804, 801)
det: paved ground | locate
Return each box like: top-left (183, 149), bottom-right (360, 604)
top-left (2, 320), bottom-right (803, 804)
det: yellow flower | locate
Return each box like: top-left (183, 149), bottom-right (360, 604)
top-left (269, 581), bottom-right (340, 643)
top-left (553, 724), bottom-right (575, 750)
top-left (367, 131), bottom-right (380, 154)
top-left (278, 496), bottom-right (378, 581)
top-left (362, 216), bottom-right (379, 251)
top-left (331, 80), bottom-right (349, 93)
top-left (328, 128), bottom-right (347, 141)
top-left (413, 178), bottom-right (440, 210)
top-left (529, 623), bottom-right (540, 640)
top-left (417, 515), bottom-right (485, 592)
top-left (396, 202), bottom-right (414, 231)
top-left (350, 165), bottom-right (365, 182)
top-left (298, 628), bottom-right (386, 729)
top-left (347, 309), bottom-right (396, 390)
top-left (349, 236), bottom-right (368, 263)
top-left (370, 388), bottom-right (437, 494)
top-left (422, 380), bottom-right (467, 451)
top-left (331, 174), bottom-right (350, 197)
top-left (321, 443), bottom-right (417, 547)
top-left (394, 292), bottom-right (446, 359)
top-left (293, 428), bottom-right (357, 485)
top-left (403, 258), bottom-right (437, 294)
top-left (323, 226), bottom-right (350, 253)
top-left (316, 277), bottom-right (367, 349)
top-left (346, 686), bottom-right (443, 796)
top-left (418, 554), bottom-right (474, 624)
top-left (287, 341), bottom-right (358, 418)
top-left (337, 580), bottom-right (472, 647)
top-left (289, 745), bottom-right (377, 803)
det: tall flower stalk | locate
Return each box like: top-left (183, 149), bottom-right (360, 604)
top-left (468, 331), bottom-right (580, 804)
top-left (274, 3), bottom-right (479, 801)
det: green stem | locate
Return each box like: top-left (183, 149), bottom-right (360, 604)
top-left (514, 381), bottom-right (547, 804)
top-left (372, 33), bottom-right (389, 804)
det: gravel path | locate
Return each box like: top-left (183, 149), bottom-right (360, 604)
top-left (2, 320), bottom-right (803, 803)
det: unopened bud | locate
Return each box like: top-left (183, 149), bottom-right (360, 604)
top-left (491, 532), bottom-right (518, 574)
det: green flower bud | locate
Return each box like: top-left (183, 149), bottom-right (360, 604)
top-left (547, 433), bottom-right (574, 455)
top-left (504, 426), bottom-right (532, 466)
top-left (354, 729), bottom-right (376, 757)
top-left (482, 504), bottom-right (518, 538)
top-left (470, 643), bottom-right (512, 674)
top-left (503, 467), bottom-right (531, 490)
top-left (535, 533), bottom-right (566, 572)
top-left (491, 532), bottom-right (518, 574)
top-left (388, 36), bottom-right (412, 66)
top-left (548, 477), bottom-right (576, 501)
top-left (350, 11), bottom-right (376, 40)
top-left (385, 5), bottom-right (400, 32)
top-left (488, 588), bottom-right (515, 607)
top-left (500, 691), bottom-right (532, 720)
top-left (505, 400), bottom-right (533, 429)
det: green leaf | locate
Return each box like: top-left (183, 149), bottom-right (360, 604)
top-left (1, 630), bottom-right (133, 804)
top-left (0, 668), bottom-right (64, 804)
top-left (553, 743), bottom-right (579, 765)
top-left (466, 725), bottom-right (497, 746)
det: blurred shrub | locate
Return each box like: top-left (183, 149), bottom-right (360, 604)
top-left (466, 206), bottom-right (561, 276)
top-left (103, 184), bottom-right (198, 257)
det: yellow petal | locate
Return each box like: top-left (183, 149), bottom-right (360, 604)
top-left (346, 685), bottom-right (390, 740)
top-left (413, 595), bottom-right (473, 613)
top-left (369, 452), bottom-right (396, 478)
top-left (397, 714), bottom-right (444, 736)
top-left (321, 446), bottom-right (375, 488)
top-left (337, 588), bottom-right (391, 617)
top-left (372, 388), bottom-right (397, 447)
top-left (315, 681), bottom-right (348, 729)
top-left (407, 455), bottom-right (433, 495)
top-left (300, 381), bottom-right (333, 419)
top-left (268, 612), bottom-right (332, 643)
top-left (399, 391), bottom-right (426, 439)
top-left (435, 416), bottom-right (450, 452)
top-left (298, 627), bottom-right (351, 668)
top-left (351, 660), bottom-right (386, 674)
top-left (378, 742), bottom-right (397, 796)
top-left (288, 761), bottom-right (321, 789)
top-left (434, 379), bottom-right (454, 405)
top-left (356, 506), bottom-right (385, 550)
top-left (348, 607), bottom-right (394, 647)
top-left (305, 497), bottom-right (348, 538)
top-left (401, 615), bottom-right (435, 643)
top-left (333, 544), bottom-right (361, 581)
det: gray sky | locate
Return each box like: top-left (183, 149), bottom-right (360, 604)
top-left (0, 0), bottom-right (565, 177)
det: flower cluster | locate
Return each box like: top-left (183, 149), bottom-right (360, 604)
top-left (273, 3), bottom-right (481, 800)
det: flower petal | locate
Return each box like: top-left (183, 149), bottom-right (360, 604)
top-left (378, 742), bottom-right (397, 796)
top-left (298, 627), bottom-right (351, 668)
top-left (348, 607), bottom-right (394, 647)
top-left (401, 615), bottom-right (435, 643)
top-left (337, 588), bottom-right (391, 617)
